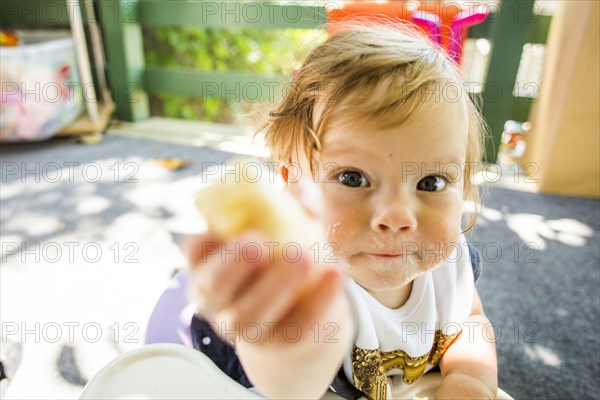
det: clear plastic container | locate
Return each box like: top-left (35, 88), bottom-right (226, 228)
top-left (0, 30), bottom-right (84, 142)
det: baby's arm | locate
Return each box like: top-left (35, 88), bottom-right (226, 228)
top-left (436, 289), bottom-right (498, 399)
top-left (185, 233), bottom-right (353, 399)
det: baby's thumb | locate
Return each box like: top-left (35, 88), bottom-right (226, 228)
top-left (181, 234), bottom-right (220, 269)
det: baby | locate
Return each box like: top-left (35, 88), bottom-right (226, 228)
top-left (186, 24), bottom-right (498, 399)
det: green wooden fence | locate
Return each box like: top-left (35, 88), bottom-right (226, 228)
top-left (1, 0), bottom-right (552, 162)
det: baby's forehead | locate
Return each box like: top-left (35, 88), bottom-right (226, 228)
top-left (318, 96), bottom-right (468, 138)
top-left (313, 100), bottom-right (468, 167)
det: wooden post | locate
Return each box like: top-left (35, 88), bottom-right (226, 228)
top-left (522, 2), bottom-right (600, 197)
top-left (97, 0), bottom-right (148, 121)
top-left (66, 0), bottom-right (100, 124)
top-left (481, 0), bottom-right (534, 163)
top-left (84, 0), bottom-right (114, 108)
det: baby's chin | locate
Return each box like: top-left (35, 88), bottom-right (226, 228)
top-left (349, 262), bottom-right (415, 285)
top-left (347, 255), bottom-right (445, 289)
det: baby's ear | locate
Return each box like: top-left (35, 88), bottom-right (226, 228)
top-left (278, 158), bottom-right (323, 217)
top-left (280, 162), bottom-right (303, 186)
top-left (280, 165), bottom-right (290, 185)
top-left (281, 164), bottom-right (303, 202)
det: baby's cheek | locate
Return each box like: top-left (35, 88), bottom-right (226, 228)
top-left (422, 210), bottom-right (462, 266)
top-left (324, 219), bottom-right (349, 255)
top-left (322, 210), bottom-right (356, 260)
top-left (438, 222), bottom-right (463, 262)
top-left (441, 230), bottom-right (462, 261)
top-left (318, 190), bottom-right (352, 242)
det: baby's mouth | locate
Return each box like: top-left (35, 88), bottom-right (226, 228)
top-left (364, 252), bottom-right (416, 261)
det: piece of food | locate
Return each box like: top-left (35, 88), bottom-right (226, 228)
top-left (195, 161), bottom-right (339, 310)
top-left (195, 162), bottom-right (325, 251)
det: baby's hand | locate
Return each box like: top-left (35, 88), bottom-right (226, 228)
top-left (185, 232), bottom-right (345, 344)
top-left (184, 232), bottom-right (353, 399)
top-left (187, 164), bottom-right (354, 397)
top-left (434, 373), bottom-right (496, 400)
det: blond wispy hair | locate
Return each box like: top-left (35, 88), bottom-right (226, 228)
top-left (260, 23), bottom-right (487, 231)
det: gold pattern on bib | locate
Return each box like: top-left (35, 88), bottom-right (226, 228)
top-left (352, 330), bottom-right (462, 400)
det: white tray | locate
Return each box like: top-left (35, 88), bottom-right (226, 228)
top-left (79, 343), bottom-right (263, 399)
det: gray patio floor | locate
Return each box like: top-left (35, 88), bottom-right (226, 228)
top-left (1, 132), bottom-right (598, 399)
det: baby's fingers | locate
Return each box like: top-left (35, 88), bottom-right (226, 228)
top-left (182, 233), bottom-right (221, 269)
top-left (189, 232), bottom-right (270, 317)
top-left (292, 268), bottom-right (344, 322)
top-left (220, 255), bottom-right (310, 328)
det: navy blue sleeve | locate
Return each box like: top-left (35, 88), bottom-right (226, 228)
top-left (330, 366), bottom-right (365, 399)
top-left (190, 315), bottom-right (253, 388)
top-left (190, 315), bottom-right (364, 399)
top-left (467, 242), bottom-right (482, 282)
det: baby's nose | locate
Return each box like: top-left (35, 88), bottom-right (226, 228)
top-left (370, 195), bottom-right (417, 234)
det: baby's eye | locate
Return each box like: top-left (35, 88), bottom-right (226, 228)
top-left (338, 170), bottom-right (369, 188)
top-left (417, 175), bottom-right (447, 192)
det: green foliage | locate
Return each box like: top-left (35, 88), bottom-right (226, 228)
top-left (144, 26), bottom-right (321, 124)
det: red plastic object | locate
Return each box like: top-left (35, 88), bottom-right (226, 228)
top-left (326, 1), bottom-right (489, 64)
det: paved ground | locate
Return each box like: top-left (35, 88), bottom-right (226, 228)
top-left (1, 134), bottom-right (234, 398)
top-left (1, 133), bottom-right (598, 399)
top-left (470, 186), bottom-right (599, 399)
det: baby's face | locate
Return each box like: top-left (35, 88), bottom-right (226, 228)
top-left (289, 99), bottom-right (468, 303)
